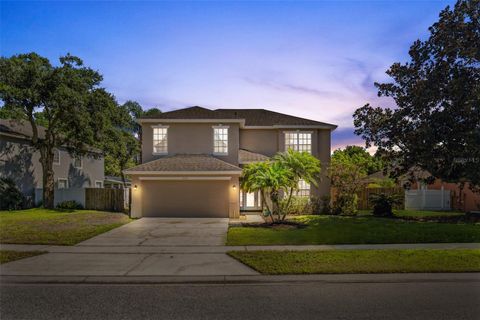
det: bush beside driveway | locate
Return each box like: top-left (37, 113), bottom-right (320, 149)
top-left (0, 208), bottom-right (131, 245)
top-left (227, 214), bottom-right (480, 246)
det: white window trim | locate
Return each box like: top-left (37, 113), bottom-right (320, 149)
top-left (53, 149), bottom-right (60, 166)
top-left (284, 130), bottom-right (313, 153)
top-left (95, 180), bottom-right (103, 188)
top-left (57, 178), bottom-right (68, 189)
top-left (152, 124), bottom-right (169, 155)
top-left (73, 157), bottom-right (82, 169)
top-left (212, 125), bottom-right (229, 156)
top-left (296, 179), bottom-right (311, 197)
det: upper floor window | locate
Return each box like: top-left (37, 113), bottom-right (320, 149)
top-left (213, 125), bottom-right (229, 155)
top-left (285, 131), bottom-right (312, 153)
top-left (152, 125), bottom-right (169, 154)
top-left (296, 179), bottom-right (310, 197)
top-left (53, 149), bottom-right (60, 165)
top-left (57, 178), bottom-right (68, 189)
top-left (73, 157), bottom-right (82, 169)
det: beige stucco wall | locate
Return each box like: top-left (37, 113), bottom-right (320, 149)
top-left (130, 175), bottom-right (240, 218)
top-left (311, 129), bottom-right (331, 199)
top-left (239, 128), bottom-right (330, 199)
top-left (142, 123), bottom-right (239, 165)
top-left (239, 129), bottom-right (279, 157)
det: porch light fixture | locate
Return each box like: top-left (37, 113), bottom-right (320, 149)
top-left (232, 184), bottom-right (236, 190)
top-left (134, 185), bottom-right (138, 190)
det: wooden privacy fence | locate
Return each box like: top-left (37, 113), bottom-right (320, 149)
top-left (357, 187), bottom-right (405, 210)
top-left (85, 188), bottom-right (127, 212)
top-left (332, 187), bottom-right (405, 210)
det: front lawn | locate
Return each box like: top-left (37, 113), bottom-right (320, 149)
top-left (0, 208), bottom-right (131, 245)
top-left (227, 215), bottom-right (480, 245)
top-left (358, 209), bottom-right (465, 218)
top-left (0, 250), bottom-right (46, 264)
top-left (228, 249), bottom-right (480, 274)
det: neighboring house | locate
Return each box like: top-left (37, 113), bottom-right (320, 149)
top-left (104, 175), bottom-right (131, 189)
top-left (0, 119), bottom-right (105, 204)
top-left (124, 106), bottom-right (337, 218)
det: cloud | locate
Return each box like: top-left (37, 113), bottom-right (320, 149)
top-left (242, 77), bottom-right (339, 98)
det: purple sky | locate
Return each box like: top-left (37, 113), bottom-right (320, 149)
top-left (0, 1), bottom-right (454, 151)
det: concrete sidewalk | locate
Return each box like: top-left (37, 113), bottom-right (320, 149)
top-left (2, 242), bottom-right (479, 253)
top-left (2, 272), bottom-right (479, 285)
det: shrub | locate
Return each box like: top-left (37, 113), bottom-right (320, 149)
top-left (369, 193), bottom-right (403, 217)
top-left (332, 194), bottom-right (358, 216)
top-left (56, 200), bottom-right (83, 210)
top-left (0, 178), bottom-right (25, 210)
top-left (281, 196), bottom-right (312, 215)
top-left (308, 196), bottom-right (331, 215)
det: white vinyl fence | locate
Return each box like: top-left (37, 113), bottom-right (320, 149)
top-left (405, 189), bottom-right (451, 211)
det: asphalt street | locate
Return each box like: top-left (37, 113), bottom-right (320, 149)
top-left (1, 280), bottom-right (479, 320)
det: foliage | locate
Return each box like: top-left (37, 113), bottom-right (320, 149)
top-left (353, 0), bottom-right (480, 188)
top-left (274, 149), bottom-right (321, 219)
top-left (369, 193), bottom-right (403, 217)
top-left (241, 150), bottom-right (321, 223)
top-left (56, 200), bottom-right (84, 210)
top-left (241, 161), bottom-right (293, 222)
top-left (367, 178), bottom-right (397, 188)
top-left (331, 145), bottom-right (385, 175)
top-left (0, 53), bottom-right (118, 208)
top-left (280, 196), bottom-right (312, 215)
top-left (328, 150), bottom-right (367, 215)
top-left (0, 178), bottom-right (25, 210)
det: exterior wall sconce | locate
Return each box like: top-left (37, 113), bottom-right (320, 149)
top-left (134, 185), bottom-right (138, 190)
top-left (232, 184), bottom-right (236, 190)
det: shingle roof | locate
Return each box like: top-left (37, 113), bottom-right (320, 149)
top-left (139, 106), bottom-right (337, 129)
top-left (0, 119), bottom-right (102, 153)
top-left (0, 119), bottom-right (47, 139)
top-left (238, 149), bottom-right (269, 164)
top-left (124, 154), bottom-right (242, 173)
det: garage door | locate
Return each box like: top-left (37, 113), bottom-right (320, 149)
top-left (141, 180), bottom-right (230, 217)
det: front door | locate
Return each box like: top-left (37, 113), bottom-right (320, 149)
top-left (240, 190), bottom-right (262, 211)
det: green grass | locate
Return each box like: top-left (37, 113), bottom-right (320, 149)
top-left (0, 208), bottom-right (131, 245)
top-left (358, 209), bottom-right (465, 217)
top-left (227, 215), bottom-right (480, 245)
top-left (228, 249), bottom-right (480, 274)
top-left (0, 250), bottom-right (46, 264)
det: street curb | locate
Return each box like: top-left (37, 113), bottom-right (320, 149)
top-left (2, 273), bottom-right (479, 285)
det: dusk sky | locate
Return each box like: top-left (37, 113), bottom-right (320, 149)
top-left (1, 0), bottom-right (454, 151)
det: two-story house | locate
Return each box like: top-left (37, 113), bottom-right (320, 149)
top-left (0, 119), bottom-right (105, 205)
top-left (125, 106), bottom-right (337, 218)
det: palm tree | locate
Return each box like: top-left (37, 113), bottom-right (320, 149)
top-left (274, 149), bottom-right (321, 219)
top-left (241, 161), bottom-right (292, 223)
top-left (241, 150), bottom-right (321, 223)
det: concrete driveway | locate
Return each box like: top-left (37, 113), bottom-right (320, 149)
top-left (0, 218), bottom-right (258, 276)
top-left (77, 218), bottom-right (229, 246)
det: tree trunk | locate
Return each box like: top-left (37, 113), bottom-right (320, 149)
top-left (281, 188), bottom-right (294, 221)
top-left (40, 147), bottom-right (55, 209)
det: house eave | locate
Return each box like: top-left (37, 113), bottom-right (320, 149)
top-left (123, 170), bottom-right (242, 175)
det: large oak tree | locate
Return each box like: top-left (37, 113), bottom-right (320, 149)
top-left (353, 0), bottom-right (480, 188)
top-left (0, 53), bottom-right (117, 208)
